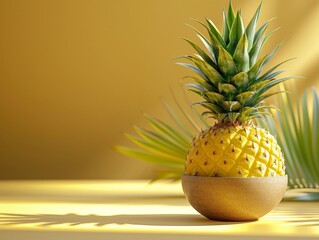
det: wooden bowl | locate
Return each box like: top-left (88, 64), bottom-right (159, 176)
top-left (182, 175), bottom-right (287, 221)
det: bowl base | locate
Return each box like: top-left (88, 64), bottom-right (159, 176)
top-left (182, 175), bottom-right (288, 221)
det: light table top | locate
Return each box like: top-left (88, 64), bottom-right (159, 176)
top-left (0, 180), bottom-right (318, 240)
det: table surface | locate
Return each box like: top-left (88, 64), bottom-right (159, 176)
top-left (0, 180), bottom-right (318, 240)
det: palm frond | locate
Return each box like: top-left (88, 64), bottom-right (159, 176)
top-left (265, 85), bottom-right (319, 189)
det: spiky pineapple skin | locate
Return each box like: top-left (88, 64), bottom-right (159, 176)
top-left (185, 124), bottom-right (285, 177)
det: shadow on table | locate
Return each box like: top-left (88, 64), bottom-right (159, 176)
top-left (270, 202), bottom-right (319, 227)
top-left (0, 213), bottom-right (248, 227)
top-left (270, 210), bottom-right (319, 227)
top-left (0, 194), bottom-right (188, 206)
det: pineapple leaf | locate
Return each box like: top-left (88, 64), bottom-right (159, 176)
top-left (254, 76), bottom-right (301, 99)
top-left (261, 41), bottom-right (286, 68)
top-left (240, 107), bottom-right (256, 116)
top-left (236, 91), bottom-right (255, 105)
top-left (188, 89), bottom-right (203, 97)
top-left (176, 62), bottom-right (210, 82)
top-left (233, 33), bottom-right (249, 72)
top-left (262, 70), bottom-right (286, 80)
top-left (222, 10), bottom-right (230, 43)
top-left (184, 83), bottom-right (207, 92)
top-left (257, 58), bottom-right (295, 82)
top-left (218, 82), bottom-right (238, 96)
top-left (205, 17), bottom-right (227, 48)
top-left (247, 80), bottom-right (270, 92)
top-left (186, 23), bottom-right (217, 63)
top-left (256, 103), bottom-right (280, 111)
top-left (191, 18), bottom-right (222, 60)
top-left (227, 1), bottom-right (236, 28)
top-left (245, 2), bottom-right (262, 50)
top-left (183, 76), bottom-right (215, 92)
top-left (263, 27), bottom-right (281, 47)
top-left (218, 46), bottom-right (237, 76)
top-left (191, 57), bottom-right (225, 85)
top-left (250, 110), bottom-right (274, 118)
top-left (200, 102), bottom-right (223, 113)
top-left (254, 17), bottom-right (276, 43)
top-left (248, 41), bottom-right (287, 86)
top-left (204, 92), bottom-right (225, 104)
top-left (249, 25), bottom-right (267, 66)
top-left (247, 54), bottom-right (268, 80)
top-left (227, 11), bottom-right (244, 55)
top-left (228, 112), bottom-right (240, 123)
top-left (182, 38), bottom-right (217, 68)
top-left (197, 34), bottom-right (216, 63)
top-left (258, 90), bottom-right (287, 102)
top-left (202, 110), bottom-right (216, 117)
top-left (231, 72), bottom-right (249, 89)
top-left (222, 101), bottom-right (241, 111)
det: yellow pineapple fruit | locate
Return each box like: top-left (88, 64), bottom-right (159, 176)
top-left (185, 124), bottom-right (285, 177)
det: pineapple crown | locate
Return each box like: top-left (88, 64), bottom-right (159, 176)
top-left (177, 1), bottom-right (296, 125)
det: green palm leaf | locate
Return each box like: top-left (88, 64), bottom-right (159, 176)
top-left (265, 85), bottom-right (319, 189)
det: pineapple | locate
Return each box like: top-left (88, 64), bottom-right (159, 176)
top-left (179, 2), bottom-right (293, 178)
top-left (185, 124), bottom-right (285, 177)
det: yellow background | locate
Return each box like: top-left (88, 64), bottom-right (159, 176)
top-left (0, 0), bottom-right (318, 179)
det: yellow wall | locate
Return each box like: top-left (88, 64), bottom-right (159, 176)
top-left (0, 0), bottom-right (318, 179)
